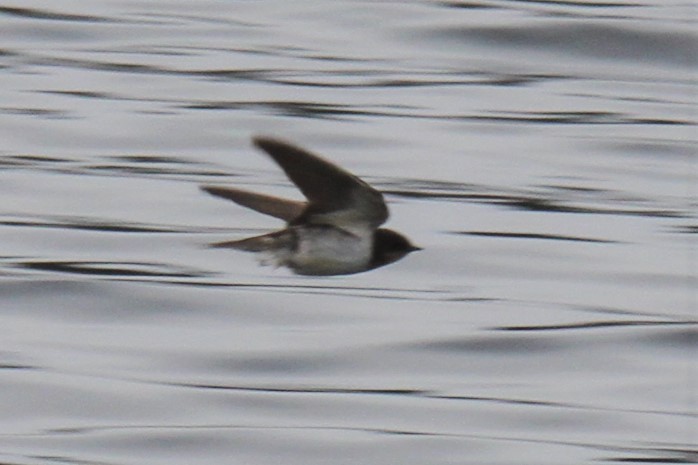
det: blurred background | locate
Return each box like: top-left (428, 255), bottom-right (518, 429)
top-left (0, 1), bottom-right (695, 464)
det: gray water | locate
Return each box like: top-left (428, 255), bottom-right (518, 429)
top-left (1, 1), bottom-right (696, 464)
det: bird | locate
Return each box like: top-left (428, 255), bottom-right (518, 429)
top-left (200, 136), bottom-right (420, 276)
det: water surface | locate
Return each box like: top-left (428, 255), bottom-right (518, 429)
top-left (0, 1), bottom-right (696, 464)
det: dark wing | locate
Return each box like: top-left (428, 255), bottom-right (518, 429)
top-left (252, 136), bottom-right (388, 229)
top-left (200, 186), bottom-right (305, 222)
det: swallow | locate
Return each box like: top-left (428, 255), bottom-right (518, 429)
top-left (200, 136), bottom-right (420, 275)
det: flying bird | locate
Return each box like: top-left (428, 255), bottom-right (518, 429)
top-left (201, 137), bottom-right (420, 275)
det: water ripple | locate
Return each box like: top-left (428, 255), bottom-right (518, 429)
top-left (428, 22), bottom-right (698, 67)
top-left (0, 214), bottom-right (210, 234)
top-left (0, 6), bottom-right (113, 23)
top-left (16, 260), bottom-right (211, 279)
top-left (384, 184), bottom-right (688, 218)
top-left (0, 153), bottom-right (229, 180)
top-left (494, 320), bottom-right (696, 332)
top-left (456, 231), bottom-right (617, 243)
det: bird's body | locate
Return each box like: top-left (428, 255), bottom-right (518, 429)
top-left (251, 225), bottom-right (373, 276)
top-left (201, 137), bottom-right (419, 276)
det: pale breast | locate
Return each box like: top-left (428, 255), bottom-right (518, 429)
top-left (287, 226), bottom-right (373, 275)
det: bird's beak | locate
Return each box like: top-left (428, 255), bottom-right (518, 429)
top-left (410, 245), bottom-right (423, 252)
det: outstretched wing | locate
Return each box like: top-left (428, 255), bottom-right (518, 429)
top-left (200, 186), bottom-right (305, 222)
top-left (252, 136), bottom-right (388, 230)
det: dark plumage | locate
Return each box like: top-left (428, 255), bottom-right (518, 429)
top-left (201, 136), bottom-right (420, 275)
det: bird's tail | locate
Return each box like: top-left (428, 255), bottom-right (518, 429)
top-left (209, 230), bottom-right (294, 252)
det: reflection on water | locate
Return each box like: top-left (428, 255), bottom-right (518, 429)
top-left (0, 1), bottom-right (695, 464)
